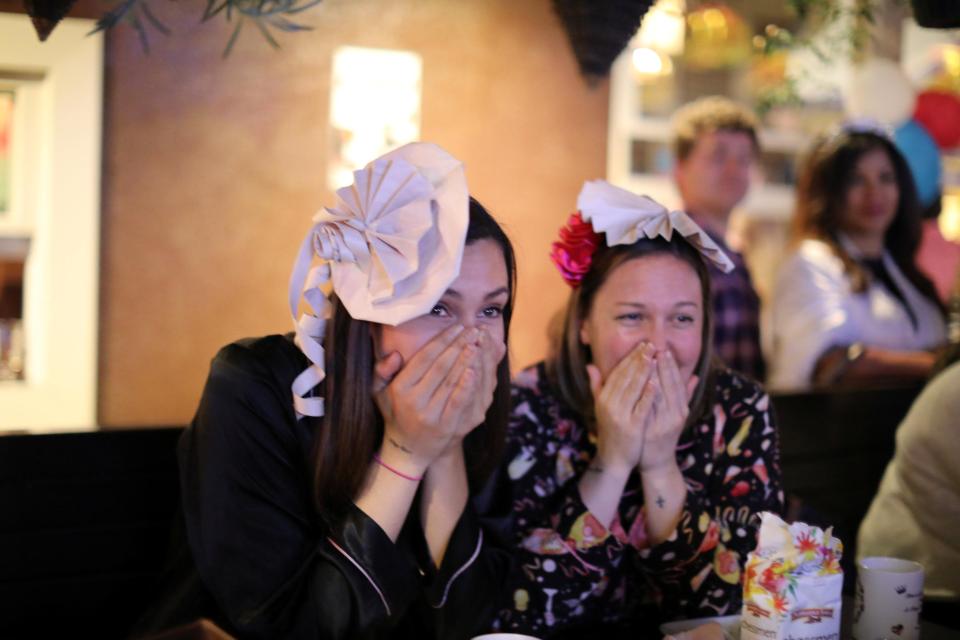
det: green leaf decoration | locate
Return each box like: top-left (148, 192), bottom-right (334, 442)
top-left (93, 0), bottom-right (324, 55)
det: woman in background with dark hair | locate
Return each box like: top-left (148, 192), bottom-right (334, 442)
top-left (136, 143), bottom-right (516, 639)
top-left (768, 124), bottom-right (946, 390)
top-left (493, 181), bottom-right (783, 638)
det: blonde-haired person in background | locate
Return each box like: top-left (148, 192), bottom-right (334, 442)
top-left (672, 96), bottom-right (765, 382)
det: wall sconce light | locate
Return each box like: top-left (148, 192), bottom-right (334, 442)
top-left (328, 46), bottom-right (422, 190)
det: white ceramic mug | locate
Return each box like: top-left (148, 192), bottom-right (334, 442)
top-left (852, 556), bottom-right (924, 640)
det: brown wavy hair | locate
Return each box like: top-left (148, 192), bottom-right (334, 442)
top-left (310, 197), bottom-right (517, 517)
top-left (545, 236), bottom-right (716, 434)
top-left (792, 130), bottom-right (941, 309)
top-left (671, 95), bottom-right (760, 162)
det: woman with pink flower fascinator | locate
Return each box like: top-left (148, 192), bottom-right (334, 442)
top-left (133, 143), bottom-right (517, 639)
top-left (492, 181), bottom-right (784, 637)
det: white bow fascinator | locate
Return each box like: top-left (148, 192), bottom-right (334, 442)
top-left (577, 180), bottom-right (735, 274)
top-left (288, 142), bottom-right (469, 418)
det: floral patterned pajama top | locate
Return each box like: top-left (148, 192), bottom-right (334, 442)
top-left (493, 362), bottom-right (785, 637)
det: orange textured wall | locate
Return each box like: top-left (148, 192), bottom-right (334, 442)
top-left (98, 0), bottom-right (608, 426)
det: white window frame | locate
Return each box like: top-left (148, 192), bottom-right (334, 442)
top-left (606, 50), bottom-right (802, 222)
top-left (0, 14), bottom-right (103, 432)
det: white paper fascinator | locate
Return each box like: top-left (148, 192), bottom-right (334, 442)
top-left (287, 142), bottom-right (469, 418)
top-left (577, 180), bottom-right (735, 273)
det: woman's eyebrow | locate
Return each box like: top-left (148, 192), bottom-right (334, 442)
top-left (444, 286), bottom-right (510, 300)
top-left (614, 301), bottom-right (699, 308)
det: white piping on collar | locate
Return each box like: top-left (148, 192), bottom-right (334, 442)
top-left (431, 529), bottom-right (483, 609)
top-left (326, 536), bottom-right (391, 617)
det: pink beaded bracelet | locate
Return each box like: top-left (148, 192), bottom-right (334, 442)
top-left (373, 453), bottom-right (423, 482)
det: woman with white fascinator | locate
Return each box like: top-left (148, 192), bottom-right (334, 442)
top-left (493, 181), bottom-right (784, 638)
top-left (133, 143), bottom-right (517, 639)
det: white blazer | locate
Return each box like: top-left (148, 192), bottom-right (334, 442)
top-left (767, 236), bottom-right (946, 391)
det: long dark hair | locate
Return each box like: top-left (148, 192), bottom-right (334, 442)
top-left (312, 197), bottom-right (516, 516)
top-left (793, 130), bottom-right (942, 309)
top-left (545, 235), bottom-right (716, 434)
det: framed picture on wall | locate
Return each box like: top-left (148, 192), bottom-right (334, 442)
top-left (0, 14), bottom-right (103, 432)
top-left (0, 71), bottom-right (44, 235)
top-left (0, 89), bottom-right (11, 217)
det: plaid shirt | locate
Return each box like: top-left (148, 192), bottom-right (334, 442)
top-left (699, 222), bottom-right (766, 382)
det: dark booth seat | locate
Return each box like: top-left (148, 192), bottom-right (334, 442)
top-left (771, 385), bottom-right (922, 591)
top-left (0, 427), bottom-right (184, 639)
top-left (0, 386), bottom-right (943, 636)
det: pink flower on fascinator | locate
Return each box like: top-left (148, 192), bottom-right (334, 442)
top-left (550, 211), bottom-right (602, 287)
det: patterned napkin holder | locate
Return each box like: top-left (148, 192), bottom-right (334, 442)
top-left (741, 512), bottom-right (844, 640)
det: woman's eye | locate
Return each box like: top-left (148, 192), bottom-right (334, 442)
top-left (481, 306), bottom-right (503, 319)
top-left (616, 313), bottom-right (642, 322)
top-left (430, 304), bottom-right (450, 317)
top-left (674, 314), bottom-right (695, 325)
